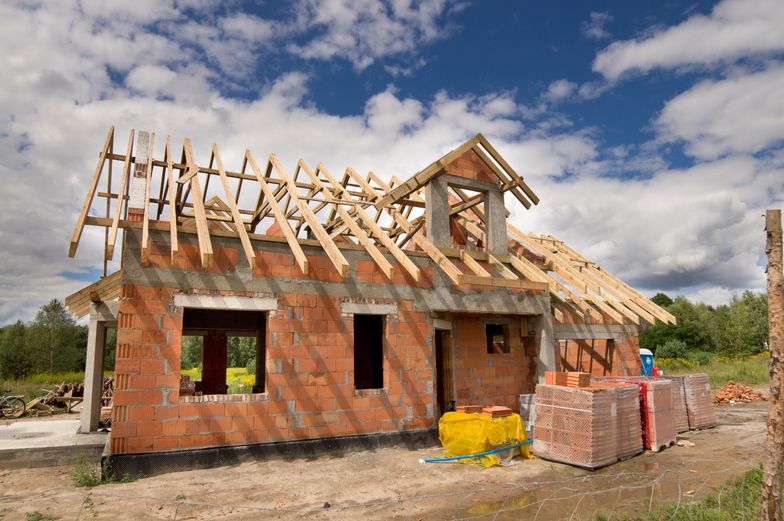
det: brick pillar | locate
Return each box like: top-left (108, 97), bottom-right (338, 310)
top-left (202, 331), bottom-right (227, 394)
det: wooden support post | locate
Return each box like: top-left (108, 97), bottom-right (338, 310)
top-left (70, 126), bottom-right (114, 258)
top-left (183, 138), bottom-right (213, 268)
top-left (164, 136), bottom-right (179, 263)
top-left (246, 151), bottom-right (309, 274)
top-left (106, 129), bottom-right (135, 260)
top-left (212, 144), bottom-right (256, 268)
top-left (763, 209), bottom-right (783, 521)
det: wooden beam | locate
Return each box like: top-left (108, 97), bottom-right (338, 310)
top-left (70, 126), bottom-right (114, 258)
top-left (476, 134), bottom-right (540, 205)
top-left (183, 138), bottom-right (213, 268)
top-left (269, 154), bottom-right (349, 277)
top-left (106, 129), bottom-right (135, 260)
top-left (338, 206), bottom-right (393, 279)
top-left (246, 151), bottom-right (309, 274)
top-left (487, 253), bottom-right (518, 280)
top-left (212, 144), bottom-right (256, 268)
top-left (141, 133), bottom-right (155, 264)
top-left (470, 144), bottom-right (532, 209)
top-left (315, 163), bottom-right (422, 282)
top-left (164, 136), bottom-right (179, 263)
top-left (460, 251), bottom-right (491, 277)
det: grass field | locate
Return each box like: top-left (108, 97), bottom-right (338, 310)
top-left (657, 353), bottom-right (769, 388)
top-left (180, 367), bottom-right (257, 394)
top-left (598, 466), bottom-right (764, 521)
top-left (0, 371), bottom-right (113, 402)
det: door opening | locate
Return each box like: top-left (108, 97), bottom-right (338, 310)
top-left (435, 329), bottom-right (454, 416)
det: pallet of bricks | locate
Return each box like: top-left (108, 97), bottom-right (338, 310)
top-left (533, 371), bottom-right (643, 469)
top-left (594, 376), bottom-right (677, 451)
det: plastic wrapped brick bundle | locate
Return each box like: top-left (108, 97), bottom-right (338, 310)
top-left (592, 382), bottom-right (643, 460)
top-left (641, 379), bottom-right (676, 451)
top-left (533, 384), bottom-right (618, 469)
top-left (683, 373), bottom-right (718, 429)
top-left (662, 376), bottom-right (690, 433)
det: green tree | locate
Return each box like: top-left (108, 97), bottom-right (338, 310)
top-left (651, 292), bottom-right (674, 307)
top-left (227, 337), bottom-right (256, 367)
top-left (180, 336), bottom-right (203, 370)
top-left (27, 299), bottom-right (81, 374)
top-left (711, 291), bottom-right (768, 355)
top-left (0, 321), bottom-right (33, 379)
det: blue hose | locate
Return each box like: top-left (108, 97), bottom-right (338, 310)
top-left (418, 440), bottom-right (533, 463)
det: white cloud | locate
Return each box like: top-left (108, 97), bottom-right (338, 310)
top-left (581, 12), bottom-right (613, 41)
top-left (0, 0), bottom-right (779, 326)
top-left (287, 0), bottom-right (456, 70)
top-left (542, 79), bottom-right (576, 103)
top-left (655, 64), bottom-right (784, 159)
top-left (594, 0), bottom-right (784, 80)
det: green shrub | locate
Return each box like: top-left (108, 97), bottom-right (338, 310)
top-left (71, 454), bottom-right (101, 487)
top-left (246, 358), bottom-right (256, 375)
top-left (685, 350), bottom-right (712, 365)
top-left (655, 339), bottom-right (689, 359)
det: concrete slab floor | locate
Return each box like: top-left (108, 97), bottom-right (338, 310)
top-left (0, 419), bottom-right (107, 451)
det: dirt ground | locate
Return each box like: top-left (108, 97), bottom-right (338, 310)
top-left (0, 400), bottom-right (769, 521)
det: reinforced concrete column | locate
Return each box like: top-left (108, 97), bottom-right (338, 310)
top-left (533, 312), bottom-right (558, 383)
top-left (484, 187), bottom-right (508, 255)
top-left (80, 315), bottom-right (106, 433)
top-left (425, 176), bottom-right (450, 248)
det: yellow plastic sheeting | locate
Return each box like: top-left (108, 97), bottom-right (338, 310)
top-left (438, 412), bottom-right (533, 467)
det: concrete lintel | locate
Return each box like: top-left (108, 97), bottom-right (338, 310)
top-left (173, 294), bottom-right (278, 311)
top-left (441, 174), bottom-right (496, 192)
top-left (90, 300), bottom-right (119, 324)
top-left (340, 302), bottom-right (398, 315)
top-left (432, 318), bottom-right (452, 330)
top-left (552, 323), bottom-right (639, 340)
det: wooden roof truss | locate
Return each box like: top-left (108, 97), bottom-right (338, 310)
top-left (68, 127), bottom-right (674, 326)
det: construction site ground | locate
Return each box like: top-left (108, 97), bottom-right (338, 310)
top-left (0, 399), bottom-right (768, 521)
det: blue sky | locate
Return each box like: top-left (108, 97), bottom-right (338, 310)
top-left (0, 0), bottom-right (782, 324)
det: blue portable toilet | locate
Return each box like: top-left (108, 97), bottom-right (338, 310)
top-left (640, 348), bottom-right (655, 376)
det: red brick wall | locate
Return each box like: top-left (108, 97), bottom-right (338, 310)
top-left (445, 149), bottom-right (498, 185)
top-left (110, 272), bottom-right (436, 455)
top-left (558, 337), bottom-right (642, 377)
top-left (452, 316), bottom-right (536, 411)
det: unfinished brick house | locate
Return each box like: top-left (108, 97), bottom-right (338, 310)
top-left (66, 127), bottom-right (674, 473)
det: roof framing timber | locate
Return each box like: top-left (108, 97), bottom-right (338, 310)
top-left (68, 126), bottom-right (674, 327)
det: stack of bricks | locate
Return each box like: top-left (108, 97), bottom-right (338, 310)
top-left (640, 379), bottom-right (676, 452)
top-left (533, 384), bottom-right (619, 469)
top-left (662, 375), bottom-right (690, 433)
top-left (566, 371), bottom-right (591, 388)
top-left (683, 373), bottom-right (718, 429)
top-left (591, 381), bottom-right (643, 460)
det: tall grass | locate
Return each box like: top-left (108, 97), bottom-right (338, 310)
top-left (597, 466), bottom-right (764, 521)
top-left (657, 353), bottom-right (769, 387)
top-left (0, 371), bottom-right (111, 402)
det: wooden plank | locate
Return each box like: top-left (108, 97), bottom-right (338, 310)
top-left (212, 144), bottom-right (256, 268)
top-left (141, 133), bottom-right (155, 264)
top-left (269, 154), bottom-right (349, 276)
top-left (338, 206), bottom-right (393, 278)
top-left (461, 275), bottom-right (549, 291)
top-left (70, 126), bottom-right (114, 258)
top-left (487, 253), bottom-right (518, 280)
top-left (470, 145), bottom-right (532, 209)
top-left (460, 251), bottom-right (491, 277)
top-left (246, 151), bottom-right (309, 274)
top-left (374, 135), bottom-right (481, 207)
top-left (316, 163), bottom-right (422, 282)
top-left (365, 174), bottom-right (463, 285)
top-left (183, 139), bottom-right (213, 268)
top-left (164, 136), bottom-right (179, 263)
top-left (476, 134), bottom-right (540, 205)
top-left (106, 129), bottom-right (135, 260)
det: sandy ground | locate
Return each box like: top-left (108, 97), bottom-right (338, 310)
top-left (0, 400), bottom-right (769, 521)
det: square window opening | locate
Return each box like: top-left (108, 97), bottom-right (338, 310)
top-left (486, 323), bottom-right (510, 354)
top-left (354, 314), bottom-right (384, 390)
top-left (180, 308), bottom-right (266, 397)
